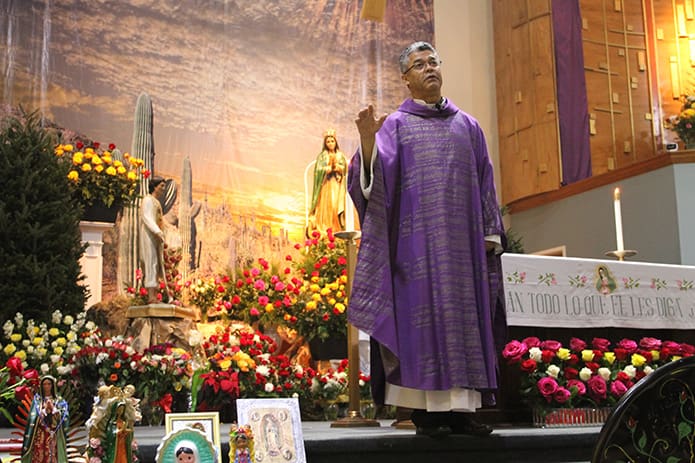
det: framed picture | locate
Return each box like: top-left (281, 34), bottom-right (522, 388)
top-left (165, 412), bottom-right (221, 460)
top-left (156, 427), bottom-right (218, 463)
top-left (236, 398), bottom-right (306, 463)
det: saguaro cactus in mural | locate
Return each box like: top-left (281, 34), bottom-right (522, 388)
top-left (117, 93), bottom-right (155, 292)
top-left (179, 156), bottom-right (201, 278)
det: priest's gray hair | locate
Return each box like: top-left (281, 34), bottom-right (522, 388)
top-left (399, 41), bottom-right (438, 74)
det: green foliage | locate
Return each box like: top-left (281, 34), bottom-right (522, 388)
top-left (501, 205), bottom-right (525, 253)
top-left (0, 111), bottom-right (86, 323)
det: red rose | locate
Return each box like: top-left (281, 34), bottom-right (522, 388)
top-left (585, 361), bottom-right (600, 372)
top-left (537, 377), bottom-right (558, 400)
top-left (6, 357), bottom-right (23, 377)
top-left (564, 367), bottom-right (579, 380)
top-left (610, 380), bottom-right (628, 398)
top-left (108, 143), bottom-right (116, 150)
top-left (521, 337), bottom-right (541, 348)
top-left (540, 340), bottom-right (562, 352)
top-left (520, 359), bottom-right (537, 373)
top-left (541, 350), bottom-right (555, 363)
top-left (614, 348), bottom-right (629, 361)
top-left (567, 353), bottom-right (579, 365)
top-left (566, 379), bottom-right (586, 396)
top-left (681, 343), bottom-right (695, 355)
top-left (617, 338), bottom-right (638, 353)
top-left (553, 387), bottom-right (571, 404)
top-left (639, 337), bottom-right (662, 350)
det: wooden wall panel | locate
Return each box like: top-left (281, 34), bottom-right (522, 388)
top-left (511, 23), bottom-right (535, 132)
top-left (530, 15), bottom-right (557, 124)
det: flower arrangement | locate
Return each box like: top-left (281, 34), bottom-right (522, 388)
top-left (54, 141), bottom-right (147, 208)
top-left (135, 343), bottom-right (193, 413)
top-left (286, 229), bottom-right (349, 342)
top-left (502, 336), bottom-right (692, 412)
top-left (665, 94), bottom-right (695, 147)
top-left (0, 357), bottom-right (40, 421)
top-left (126, 262), bottom-right (184, 306)
top-left (219, 258), bottom-right (296, 326)
top-left (186, 276), bottom-right (225, 321)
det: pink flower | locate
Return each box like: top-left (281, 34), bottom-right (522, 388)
top-left (537, 377), bottom-right (559, 401)
top-left (566, 379), bottom-right (586, 396)
top-left (639, 337), bottom-right (662, 350)
top-left (610, 380), bottom-right (628, 398)
top-left (592, 338), bottom-right (611, 351)
top-left (254, 279), bottom-right (266, 291)
top-left (553, 387), bottom-right (571, 404)
top-left (617, 338), bottom-right (638, 353)
top-left (249, 307), bottom-right (260, 317)
top-left (587, 375), bottom-right (607, 401)
top-left (540, 340), bottom-right (562, 352)
top-left (521, 337), bottom-right (541, 348)
top-left (569, 337), bottom-right (587, 352)
top-left (502, 340), bottom-right (528, 363)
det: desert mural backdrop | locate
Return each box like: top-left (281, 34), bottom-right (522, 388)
top-left (1, 0), bottom-right (434, 296)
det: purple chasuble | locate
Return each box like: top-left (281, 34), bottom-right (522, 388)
top-left (348, 98), bottom-right (506, 394)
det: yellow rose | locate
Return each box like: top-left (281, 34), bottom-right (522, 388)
top-left (310, 284), bottom-right (320, 292)
top-left (48, 328), bottom-right (59, 337)
top-left (306, 301), bottom-right (317, 311)
top-left (102, 154), bottom-right (112, 164)
top-left (114, 160), bottom-right (124, 168)
top-left (15, 350), bottom-right (26, 361)
top-left (631, 353), bottom-right (647, 367)
top-left (265, 303), bottom-right (274, 313)
top-left (320, 287), bottom-right (331, 296)
top-left (53, 346), bottom-right (64, 355)
top-left (66, 332), bottom-right (76, 341)
top-left (283, 314), bottom-right (291, 321)
top-left (91, 155), bottom-right (102, 165)
top-left (10, 334), bottom-right (21, 342)
top-left (336, 291), bottom-right (344, 298)
top-left (650, 350), bottom-right (660, 361)
top-left (603, 352), bottom-right (616, 365)
top-left (3, 344), bottom-right (16, 356)
top-left (581, 349), bottom-right (595, 362)
top-left (72, 152), bottom-right (83, 164)
top-left (55, 148), bottom-right (64, 156)
top-left (56, 337), bottom-right (67, 346)
top-left (218, 358), bottom-right (232, 370)
top-left (122, 167), bottom-right (131, 177)
top-left (63, 144), bottom-right (74, 152)
top-left (334, 302), bottom-right (346, 313)
top-left (310, 276), bottom-right (319, 283)
top-left (82, 163), bottom-right (92, 172)
top-left (556, 348), bottom-right (570, 361)
top-left (106, 166), bottom-right (117, 176)
top-left (329, 282), bottom-right (339, 291)
top-left (328, 298), bottom-right (336, 305)
top-left (95, 165), bottom-right (104, 173)
top-left (340, 275), bottom-right (348, 284)
top-left (67, 170), bottom-right (79, 182)
top-left (312, 293), bottom-right (321, 302)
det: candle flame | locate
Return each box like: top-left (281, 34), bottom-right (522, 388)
top-left (613, 187), bottom-right (620, 201)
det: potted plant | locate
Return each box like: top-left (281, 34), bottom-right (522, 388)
top-left (54, 141), bottom-right (147, 221)
top-left (664, 94), bottom-right (695, 149)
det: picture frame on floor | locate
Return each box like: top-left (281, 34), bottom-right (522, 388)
top-left (165, 411), bottom-right (221, 460)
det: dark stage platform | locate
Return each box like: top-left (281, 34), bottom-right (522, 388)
top-left (1, 421), bottom-right (600, 463)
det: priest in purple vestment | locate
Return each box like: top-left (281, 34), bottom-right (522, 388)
top-left (348, 41), bottom-right (507, 438)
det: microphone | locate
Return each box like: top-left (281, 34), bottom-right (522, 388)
top-left (434, 98), bottom-right (444, 111)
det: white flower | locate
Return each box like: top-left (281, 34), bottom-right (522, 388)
top-left (63, 315), bottom-right (74, 325)
top-left (57, 365), bottom-right (71, 376)
top-left (546, 365), bottom-right (560, 378)
top-left (14, 313), bottom-right (23, 327)
top-left (3, 320), bottom-right (14, 338)
top-left (52, 310), bottom-right (62, 325)
top-left (643, 366), bottom-right (654, 375)
top-left (105, 339), bottom-right (113, 348)
top-left (85, 321), bottom-right (96, 331)
top-left (40, 363), bottom-right (49, 374)
top-left (22, 340), bottom-right (30, 347)
top-left (96, 352), bottom-right (108, 364)
top-left (264, 382), bottom-right (275, 393)
top-left (294, 365), bottom-right (304, 375)
top-left (292, 392), bottom-right (299, 398)
top-left (257, 353), bottom-right (271, 362)
top-left (579, 367), bottom-right (593, 381)
top-left (529, 347), bottom-right (542, 362)
top-left (188, 330), bottom-right (202, 347)
top-left (256, 365), bottom-right (271, 377)
top-left (623, 365), bottom-right (637, 378)
top-left (50, 354), bottom-right (61, 364)
top-left (598, 367), bottom-right (612, 381)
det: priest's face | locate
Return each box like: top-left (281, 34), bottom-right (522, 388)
top-left (401, 49), bottom-right (442, 103)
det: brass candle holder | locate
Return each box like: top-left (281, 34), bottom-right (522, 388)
top-left (331, 230), bottom-right (380, 428)
top-left (605, 250), bottom-right (638, 261)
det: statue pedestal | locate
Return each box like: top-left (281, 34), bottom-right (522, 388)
top-left (79, 220), bottom-right (115, 309)
top-left (125, 304), bottom-right (200, 352)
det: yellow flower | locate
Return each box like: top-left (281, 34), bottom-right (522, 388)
top-left (3, 344), bottom-right (16, 356)
top-left (66, 332), bottom-right (76, 341)
top-left (114, 160), bottom-right (124, 168)
top-left (329, 298), bottom-right (336, 305)
top-left (72, 152), bottom-right (84, 164)
top-left (55, 147), bottom-right (64, 156)
top-left (603, 352), bottom-right (616, 365)
top-left (54, 346), bottom-right (64, 355)
top-left (67, 170), bottom-right (79, 182)
top-left (125, 169), bottom-right (134, 179)
top-left (102, 154), bottom-right (112, 164)
top-left (312, 293), bottom-right (321, 302)
top-left (631, 353), bottom-right (647, 367)
top-left (556, 348), bottom-right (570, 361)
top-left (306, 301), bottom-right (317, 311)
top-left (15, 350), bottom-right (26, 361)
top-left (48, 327), bottom-right (59, 337)
top-left (334, 302), bottom-right (346, 313)
top-left (218, 357), bottom-right (232, 370)
top-left (32, 337), bottom-right (44, 346)
top-left (82, 163), bottom-right (92, 172)
top-left (336, 291), bottom-right (344, 298)
top-left (56, 337), bottom-right (67, 347)
top-left (265, 303), bottom-right (274, 313)
top-left (320, 287), bottom-right (331, 296)
top-left (63, 144), bottom-right (74, 152)
top-left (95, 165), bottom-right (104, 173)
top-left (106, 166), bottom-right (117, 176)
top-left (310, 284), bottom-right (320, 292)
top-left (310, 276), bottom-right (319, 283)
top-left (10, 334), bottom-right (21, 342)
top-left (581, 349), bottom-right (595, 362)
top-left (650, 350), bottom-right (660, 361)
top-left (91, 155), bottom-right (103, 165)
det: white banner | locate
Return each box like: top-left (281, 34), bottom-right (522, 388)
top-left (501, 254), bottom-right (695, 329)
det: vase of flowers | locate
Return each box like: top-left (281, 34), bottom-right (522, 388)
top-left (54, 141), bottom-right (147, 218)
top-left (501, 336), bottom-right (694, 426)
top-left (664, 94), bottom-right (695, 149)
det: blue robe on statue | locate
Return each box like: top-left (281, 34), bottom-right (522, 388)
top-left (347, 98), bottom-right (507, 407)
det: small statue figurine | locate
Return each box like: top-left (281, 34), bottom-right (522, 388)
top-left (21, 375), bottom-right (70, 463)
top-left (228, 424), bottom-right (254, 463)
top-left (85, 385), bottom-right (140, 463)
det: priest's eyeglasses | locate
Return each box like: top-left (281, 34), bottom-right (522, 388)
top-left (403, 58), bottom-right (442, 74)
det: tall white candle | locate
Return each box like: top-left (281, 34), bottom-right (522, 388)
top-left (613, 187), bottom-right (624, 252)
top-left (345, 195), bottom-right (355, 231)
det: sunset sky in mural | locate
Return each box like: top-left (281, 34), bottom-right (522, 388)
top-left (2, 0), bottom-right (433, 241)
